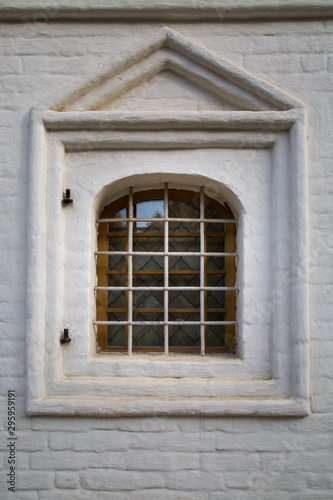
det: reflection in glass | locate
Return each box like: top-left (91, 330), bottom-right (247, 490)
top-left (169, 199), bottom-right (200, 218)
top-left (108, 208), bottom-right (126, 233)
top-left (135, 200), bottom-right (164, 233)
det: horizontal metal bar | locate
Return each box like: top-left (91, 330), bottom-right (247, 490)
top-left (95, 251), bottom-right (237, 257)
top-left (106, 270), bottom-right (226, 275)
top-left (94, 321), bottom-right (238, 326)
top-left (97, 218), bottom-right (237, 224)
top-left (95, 286), bottom-right (237, 291)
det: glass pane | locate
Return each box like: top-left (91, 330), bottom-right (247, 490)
top-left (133, 273), bottom-right (164, 288)
top-left (206, 273), bottom-right (226, 287)
top-left (133, 291), bottom-right (164, 309)
top-left (206, 206), bottom-right (225, 233)
top-left (108, 273), bottom-right (126, 287)
top-left (108, 208), bottom-right (126, 233)
top-left (169, 311), bottom-right (200, 321)
top-left (207, 256), bottom-right (225, 271)
top-left (207, 311), bottom-right (226, 322)
top-left (169, 255), bottom-right (200, 272)
top-left (169, 324), bottom-right (200, 347)
top-left (169, 221), bottom-right (199, 233)
top-left (133, 312), bottom-right (164, 347)
top-left (206, 311), bottom-right (226, 348)
top-left (206, 325), bottom-right (226, 348)
top-left (169, 236), bottom-right (199, 252)
top-left (169, 273), bottom-right (200, 287)
top-left (206, 235), bottom-right (225, 253)
top-left (133, 236), bottom-right (164, 252)
top-left (169, 198), bottom-right (200, 218)
top-left (108, 290), bottom-right (126, 309)
top-left (207, 290), bottom-right (226, 309)
top-left (108, 254), bottom-right (126, 271)
top-left (108, 236), bottom-right (126, 251)
top-left (133, 255), bottom-right (163, 272)
top-left (169, 290), bottom-right (200, 309)
top-left (107, 312), bottom-right (126, 347)
top-left (135, 200), bottom-right (164, 233)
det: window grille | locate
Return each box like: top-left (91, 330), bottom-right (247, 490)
top-left (94, 184), bottom-right (237, 355)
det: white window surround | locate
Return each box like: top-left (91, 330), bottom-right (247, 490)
top-left (26, 27), bottom-right (310, 416)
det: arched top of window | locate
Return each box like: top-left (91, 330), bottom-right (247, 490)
top-left (95, 185), bottom-right (237, 355)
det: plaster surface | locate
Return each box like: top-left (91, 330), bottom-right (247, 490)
top-left (0, 6), bottom-right (332, 497)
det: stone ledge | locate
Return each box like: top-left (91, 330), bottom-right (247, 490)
top-left (1, 1), bottom-right (333, 23)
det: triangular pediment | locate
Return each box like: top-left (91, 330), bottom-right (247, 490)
top-left (103, 70), bottom-right (242, 112)
top-left (53, 27), bottom-right (301, 113)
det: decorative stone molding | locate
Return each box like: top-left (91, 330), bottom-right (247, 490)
top-left (1, 0), bottom-right (333, 22)
top-left (26, 27), bottom-right (309, 416)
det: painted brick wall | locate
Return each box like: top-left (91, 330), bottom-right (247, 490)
top-left (1, 12), bottom-right (333, 498)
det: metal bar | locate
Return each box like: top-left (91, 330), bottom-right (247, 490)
top-left (200, 186), bottom-right (205, 357)
top-left (94, 321), bottom-right (238, 326)
top-left (95, 286), bottom-right (238, 291)
top-left (96, 251), bottom-right (237, 257)
top-left (107, 231), bottom-right (226, 237)
top-left (97, 218), bottom-right (237, 224)
top-left (164, 183), bottom-right (169, 356)
top-left (106, 308), bottom-right (227, 313)
top-left (128, 187), bottom-right (133, 355)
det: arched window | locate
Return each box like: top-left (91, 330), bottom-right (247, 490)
top-left (95, 184), bottom-right (237, 354)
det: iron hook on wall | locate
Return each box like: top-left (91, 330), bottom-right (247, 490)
top-left (60, 328), bottom-right (72, 344)
top-left (62, 189), bottom-right (73, 206)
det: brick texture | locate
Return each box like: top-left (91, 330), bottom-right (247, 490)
top-left (0, 10), bottom-right (333, 498)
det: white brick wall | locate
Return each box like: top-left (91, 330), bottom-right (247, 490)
top-left (1, 4), bottom-right (333, 497)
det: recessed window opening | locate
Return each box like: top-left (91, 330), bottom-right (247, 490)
top-left (95, 184), bottom-right (237, 355)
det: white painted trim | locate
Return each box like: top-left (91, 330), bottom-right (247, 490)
top-left (26, 113), bottom-right (310, 416)
top-left (43, 110), bottom-right (299, 131)
top-left (1, 1), bottom-right (333, 22)
top-left (25, 28), bottom-right (309, 417)
top-left (52, 27), bottom-right (302, 112)
top-left (28, 28), bottom-right (304, 112)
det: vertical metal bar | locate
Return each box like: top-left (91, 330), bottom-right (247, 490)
top-left (128, 187), bottom-right (133, 355)
top-left (164, 183), bottom-right (169, 356)
top-left (200, 186), bottom-right (205, 356)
